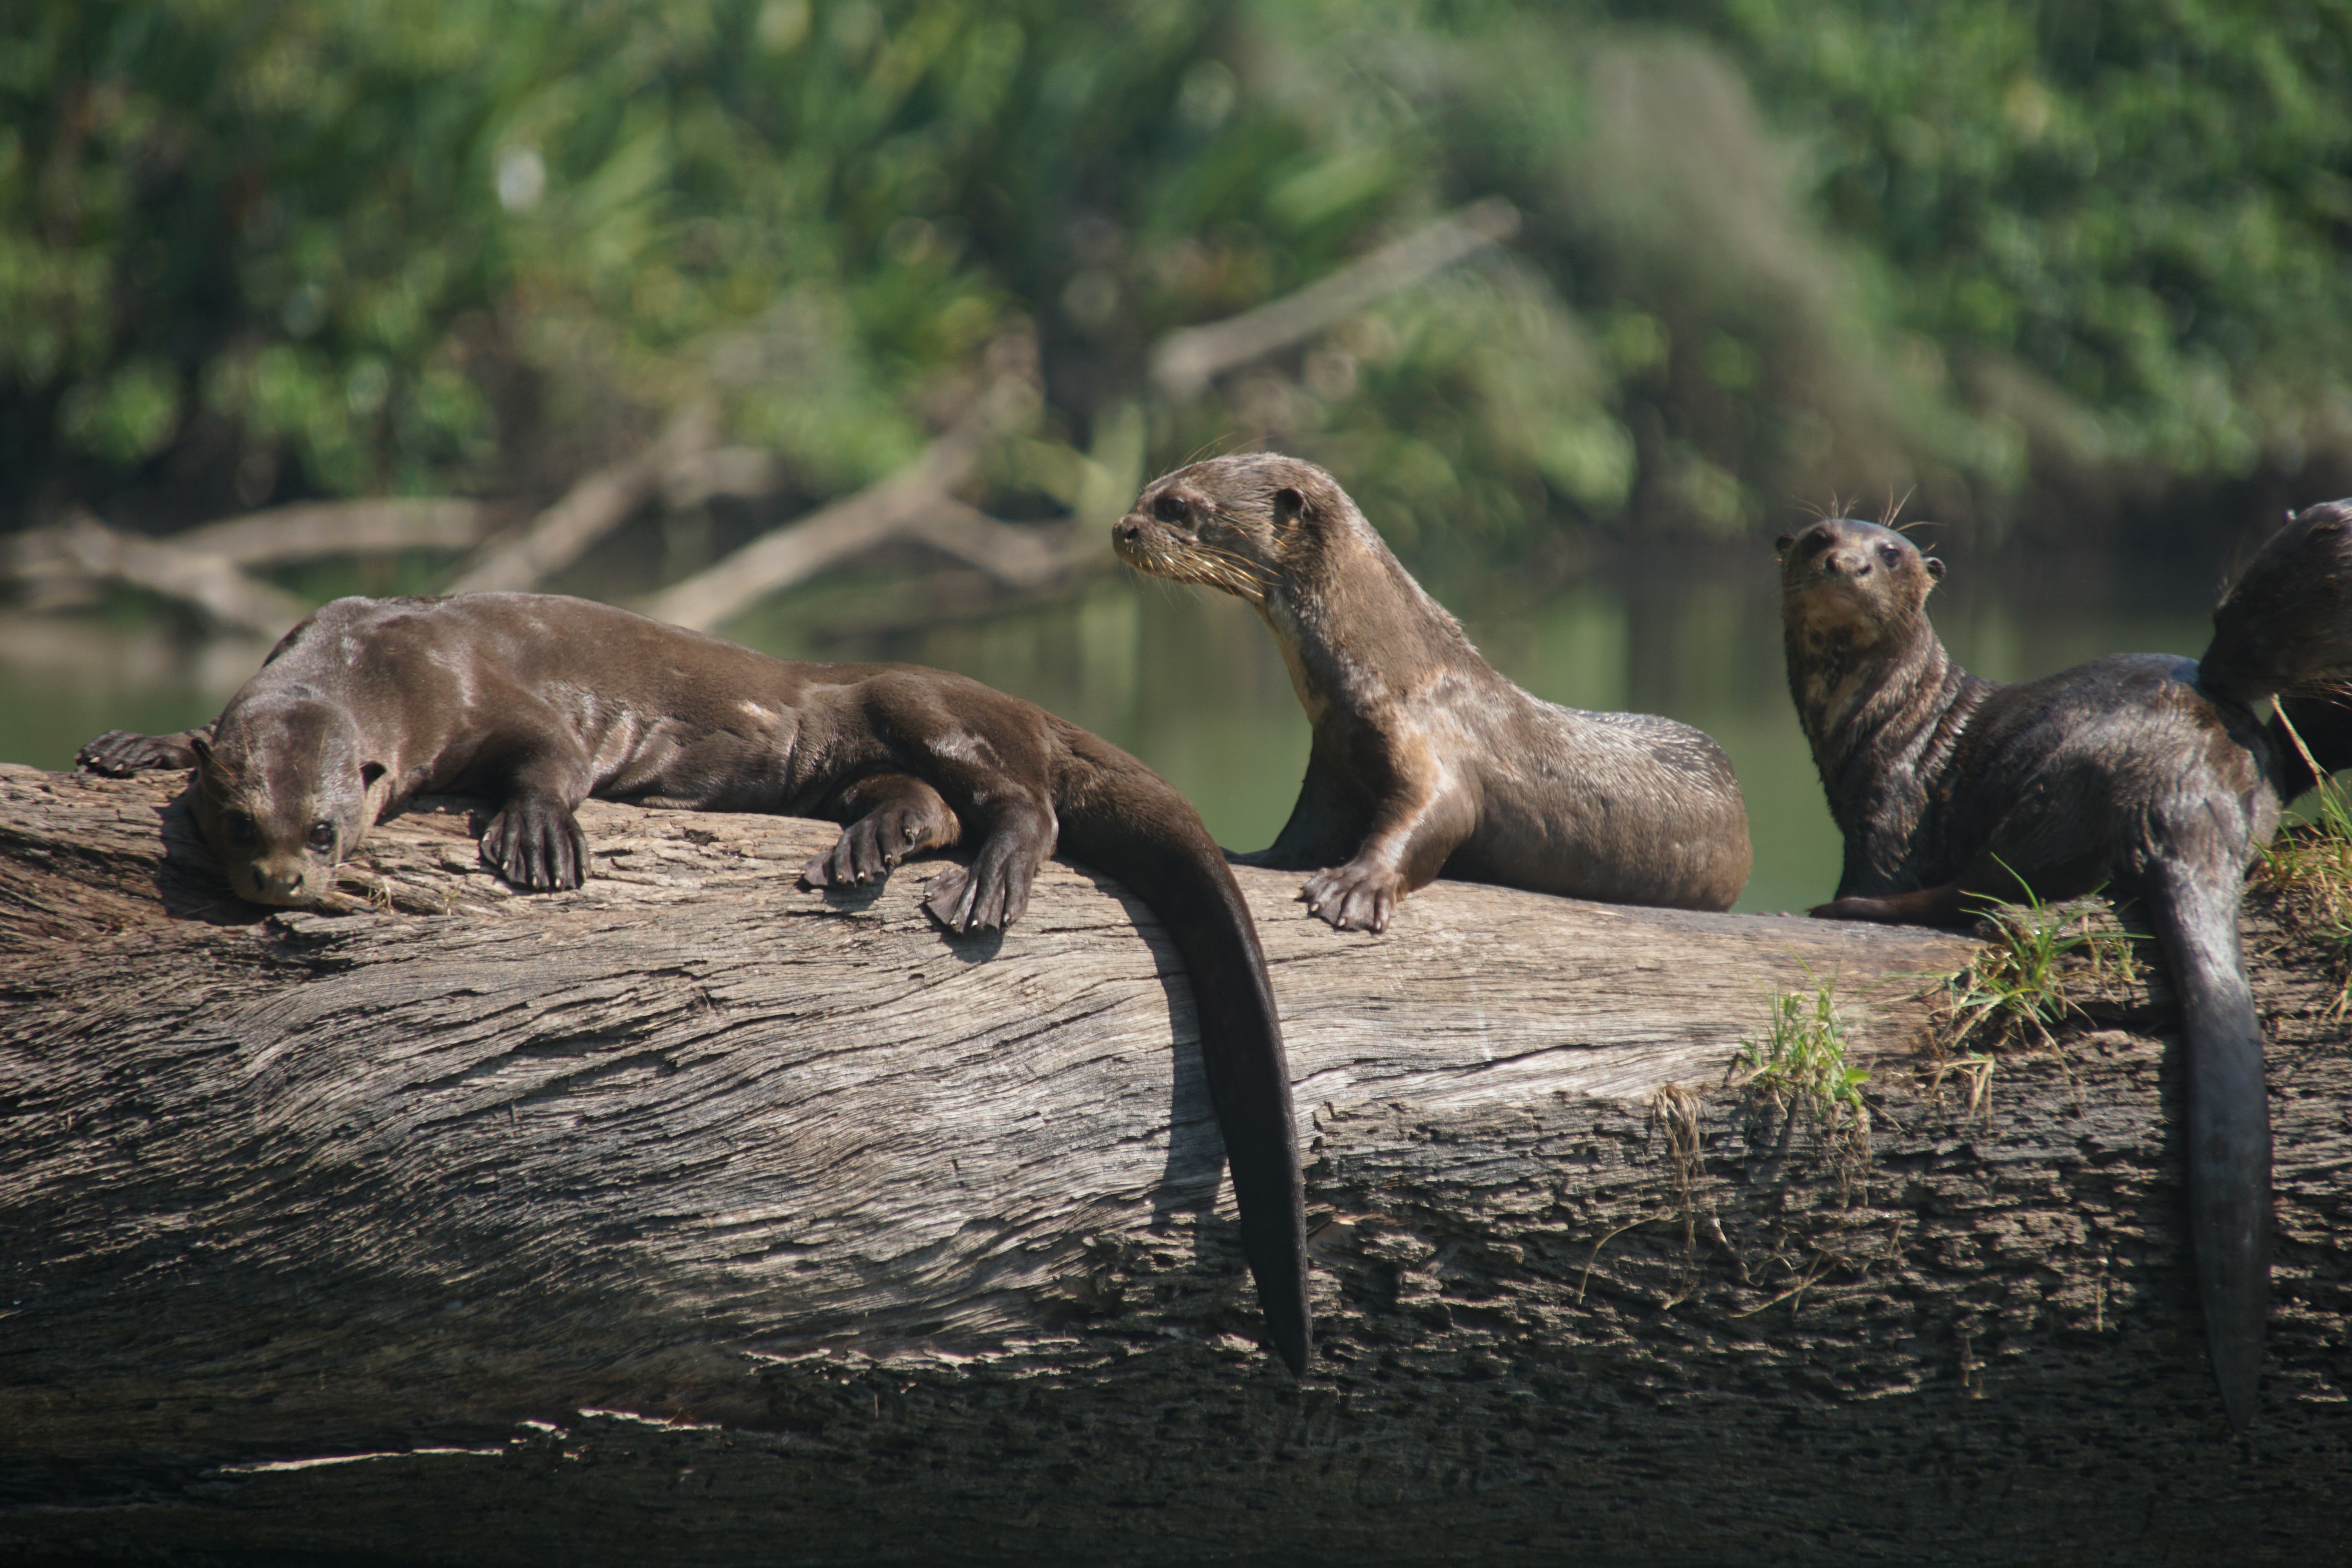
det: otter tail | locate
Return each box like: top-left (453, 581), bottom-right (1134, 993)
top-left (1054, 758), bottom-right (1313, 1375)
top-left (2140, 853), bottom-right (2270, 1430)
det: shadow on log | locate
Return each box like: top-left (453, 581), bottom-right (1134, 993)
top-left (2, 768), bottom-right (2347, 1565)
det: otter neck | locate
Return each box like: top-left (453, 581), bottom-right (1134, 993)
top-left (2190, 655), bottom-right (2281, 721)
top-left (1788, 607), bottom-right (1988, 874)
top-left (1256, 519), bottom-right (1483, 719)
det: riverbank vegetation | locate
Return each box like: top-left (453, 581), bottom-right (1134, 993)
top-left (6, 0), bottom-right (2349, 610)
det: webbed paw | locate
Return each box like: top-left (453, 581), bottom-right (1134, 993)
top-left (1299, 862), bottom-right (1399, 933)
top-left (800, 804), bottom-right (929, 889)
top-left (76, 730), bottom-right (202, 776)
top-left (920, 836), bottom-right (1038, 933)
top-left (480, 795), bottom-right (588, 891)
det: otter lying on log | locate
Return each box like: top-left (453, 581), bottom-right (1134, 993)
top-left (1114, 454), bottom-right (1752, 931)
top-left (1775, 500), bottom-right (2352, 1429)
top-left (75, 591), bottom-right (1312, 1374)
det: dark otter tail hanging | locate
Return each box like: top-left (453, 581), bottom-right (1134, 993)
top-left (1053, 754), bottom-right (1314, 1374)
top-left (2165, 502), bottom-right (2352, 1430)
top-left (2138, 848), bottom-right (2272, 1431)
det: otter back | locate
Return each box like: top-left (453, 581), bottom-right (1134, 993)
top-left (1117, 453), bottom-right (1753, 931)
top-left (77, 590), bottom-right (1314, 1374)
top-left (1774, 503), bottom-right (2352, 1428)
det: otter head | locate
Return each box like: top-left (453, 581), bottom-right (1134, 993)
top-left (189, 690), bottom-right (388, 906)
top-left (1114, 454), bottom-right (1346, 604)
top-left (2209, 498), bottom-right (2352, 702)
top-left (1774, 517), bottom-right (1944, 642)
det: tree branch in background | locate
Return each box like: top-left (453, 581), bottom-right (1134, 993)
top-left (7, 194), bottom-right (1526, 642)
top-left (898, 499), bottom-right (1087, 588)
top-left (641, 430), bottom-right (976, 632)
top-left (1149, 197), bottom-right (1523, 397)
top-left (661, 445), bottom-right (789, 511)
top-left (170, 498), bottom-right (508, 564)
top-left (445, 404), bottom-right (720, 595)
top-left (0, 395), bottom-right (1088, 641)
top-left (642, 375), bottom-right (1079, 633)
top-left (3, 512), bottom-right (311, 637)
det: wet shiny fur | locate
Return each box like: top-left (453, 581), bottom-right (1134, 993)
top-left (1776, 502), bottom-right (2352, 1428)
top-left (79, 591), bottom-right (1314, 1374)
top-left (1117, 455), bottom-right (1752, 930)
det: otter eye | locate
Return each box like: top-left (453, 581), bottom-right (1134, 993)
top-left (1878, 542), bottom-right (1904, 568)
top-left (306, 820), bottom-right (336, 853)
top-left (225, 813), bottom-right (258, 848)
top-left (1153, 493), bottom-right (1190, 524)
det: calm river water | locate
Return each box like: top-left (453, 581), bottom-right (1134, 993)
top-left (0, 539), bottom-right (2230, 916)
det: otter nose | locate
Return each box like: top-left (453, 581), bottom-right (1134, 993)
top-left (1823, 546), bottom-right (1873, 579)
top-left (1114, 518), bottom-right (1141, 546)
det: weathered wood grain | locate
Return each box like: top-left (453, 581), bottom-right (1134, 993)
top-left (1, 767), bottom-right (2345, 1566)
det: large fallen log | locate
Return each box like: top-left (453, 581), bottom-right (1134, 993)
top-left (1, 768), bottom-right (2346, 1566)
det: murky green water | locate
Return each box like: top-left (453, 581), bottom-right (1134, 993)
top-left (0, 549), bottom-right (2218, 916)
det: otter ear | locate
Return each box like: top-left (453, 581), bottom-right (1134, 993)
top-left (1272, 486), bottom-right (1308, 527)
top-left (1774, 532), bottom-right (1795, 556)
top-left (1924, 556), bottom-right (1946, 581)
top-left (361, 762), bottom-right (388, 795)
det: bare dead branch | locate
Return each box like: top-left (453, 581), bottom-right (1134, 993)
top-left (446, 404), bottom-right (720, 596)
top-left (897, 499), bottom-right (1093, 588)
top-left (640, 377), bottom-right (1060, 632)
top-left (4, 511), bottom-right (310, 636)
top-left (662, 446), bottom-right (789, 510)
top-left (170, 498), bottom-right (508, 564)
top-left (1150, 197), bottom-right (1523, 397)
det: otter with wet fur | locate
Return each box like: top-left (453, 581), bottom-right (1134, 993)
top-left (1776, 501), bottom-right (2352, 1429)
top-left (78, 591), bottom-right (1312, 1374)
top-left (1114, 455), bottom-right (1752, 930)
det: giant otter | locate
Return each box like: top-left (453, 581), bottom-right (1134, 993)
top-left (78, 591), bottom-right (1313, 1373)
top-left (1114, 454), bottom-right (1753, 931)
top-left (1776, 501), bottom-right (2352, 1428)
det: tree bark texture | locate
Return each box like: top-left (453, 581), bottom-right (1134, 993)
top-left (1, 768), bottom-right (2347, 1566)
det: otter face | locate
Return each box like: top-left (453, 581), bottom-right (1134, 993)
top-left (1774, 517), bottom-right (1943, 638)
top-left (189, 694), bottom-right (382, 905)
top-left (1114, 459), bottom-right (1302, 603)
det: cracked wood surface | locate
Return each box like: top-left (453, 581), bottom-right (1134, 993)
top-left (1, 767), bottom-right (2346, 1566)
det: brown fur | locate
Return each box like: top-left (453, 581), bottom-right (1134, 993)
top-left (1116, 454), bottom-right (1752, 930)
top-left (1773, 503), bottom-right (2352, 1429)
top-left (77, 591), bottom-right (1314, 1373)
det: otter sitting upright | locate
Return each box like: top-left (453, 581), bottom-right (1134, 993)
top-left (77, 591), bottom-right (1313, 1375)
top-left (1775, 501), bottom-right (2352, 1430)
top-left (1114, 455), bottom-right (1752, 931)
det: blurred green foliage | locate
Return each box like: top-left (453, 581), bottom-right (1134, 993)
top-left (1693, 0), bottom-right (2352, 510)
top-left (4, 0), bottom-right (2348, 558)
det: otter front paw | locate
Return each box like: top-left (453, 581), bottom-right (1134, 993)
top-left (800, 806), bottom-right (927, 889)
top-left (1299, 863), bottom-right (1399, 933)
top-left (481, 796), bottom-right (589, 891)
top-left (1806, 897), bottom-right (1874, 921)
top-left (1808, 879), bottom-right (1971, 927)
top-left (919, 837), bottom-right (1037, 933)
top-left (76, 729), bottom-right (204, 776)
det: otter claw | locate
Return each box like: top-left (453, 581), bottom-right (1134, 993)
top-left (482, 797), bottom-right (587, 892)
top-left (804, 803), bottom-right (949, 892)
top-left (919, 839), bottom-right (1036, 933)
top-left (921, 866), bottom-right (982, 931)
top-left (1299, 866), bottom-right (1394, 933)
